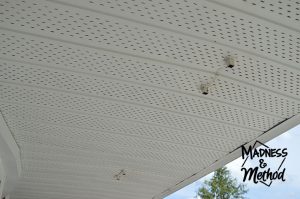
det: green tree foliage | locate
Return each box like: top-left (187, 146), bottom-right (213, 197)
top-left (198, 167), bottom-right (247, 199)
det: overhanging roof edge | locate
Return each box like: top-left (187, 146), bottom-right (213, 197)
top-left (154, 114), bottom-right (300, 199)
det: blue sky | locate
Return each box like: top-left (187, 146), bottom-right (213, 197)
top-left (165, 124), bottom-right (300, 199)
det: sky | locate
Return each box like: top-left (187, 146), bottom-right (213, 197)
top-left (165, 124), bottom-right (300, 199)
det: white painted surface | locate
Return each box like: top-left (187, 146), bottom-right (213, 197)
top-left (0, 113), bottom-right (21, 197)
top-left (0, 159), bottom-right (5, 198)
top-left (0, 0), bottom-right (299, 198)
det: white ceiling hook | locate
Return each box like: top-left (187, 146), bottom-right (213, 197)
top-left (225, 55), bottom-right (236, 68)
top-left (114, 169), bottom-right (126, 181)
top-left (200, 55), bottom-right (236, 95)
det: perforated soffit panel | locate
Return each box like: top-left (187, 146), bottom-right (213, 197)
top-left (0, 0), bottom-right (299, 198)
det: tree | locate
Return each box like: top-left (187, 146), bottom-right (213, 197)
top-left (197, 167), bottom-right (247, 199)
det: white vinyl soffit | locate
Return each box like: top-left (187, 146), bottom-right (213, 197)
top-left (0, 0), bottom-right (299, 198)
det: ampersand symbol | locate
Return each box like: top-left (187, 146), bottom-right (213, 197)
top-left (259, 159), bottom-right (267, 168)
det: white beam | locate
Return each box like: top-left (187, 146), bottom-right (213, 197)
top-left (0, 111), bottom-right (21, 196)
